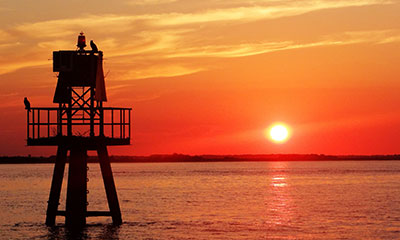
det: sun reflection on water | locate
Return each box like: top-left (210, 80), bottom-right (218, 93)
top-left (266, 162), bottom-right (293, 228)
top-left (272, 176), bottom-right (287, 187)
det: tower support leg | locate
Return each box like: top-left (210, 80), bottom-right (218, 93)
top-left (97, 145), bottom-right (122, 225)
top-left (46, 146), bottom-right (68, 226)
top-left (65, 145), bottom-right (87, 227)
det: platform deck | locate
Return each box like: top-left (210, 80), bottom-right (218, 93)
top-left (27, 136), bottom-right (130, 148)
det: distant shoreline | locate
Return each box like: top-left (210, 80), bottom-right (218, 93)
top-left (1, 154), bottom-right (400, 164)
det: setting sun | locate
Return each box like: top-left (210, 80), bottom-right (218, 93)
top-left (267, 124), bottom-right (290, 143)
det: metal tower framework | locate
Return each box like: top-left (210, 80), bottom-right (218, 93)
top-left (26, 35), bottom-right (131, 228)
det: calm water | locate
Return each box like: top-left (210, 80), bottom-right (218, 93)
top-left (1, 161), bottom-right (400, 239)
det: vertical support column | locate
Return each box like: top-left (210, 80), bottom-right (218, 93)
top-left (97, 144), bottom-right (122, 225)
top-left (65, 144), bottom-right (87, 227)
top-left (46, 146), bottom-right (68, 226)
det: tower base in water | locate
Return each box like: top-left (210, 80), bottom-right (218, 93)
top-left (45, 138), bottom-right (122, 228)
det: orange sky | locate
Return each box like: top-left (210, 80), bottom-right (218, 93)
top-left (1, 0), bottom-right (400, 156)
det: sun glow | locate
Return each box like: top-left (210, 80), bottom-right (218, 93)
top-left (267, 124), bottom-right (290, 143)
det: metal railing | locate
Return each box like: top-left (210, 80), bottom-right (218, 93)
top-left (27, 107), bottom-right (131, 140)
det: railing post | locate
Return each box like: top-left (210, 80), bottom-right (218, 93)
top-left (27, 109), bottom-right (29, 140)
top-left (67, 88), bottom-right (72, 137)
top-left (129, 109), bottom-right (131, 139)
top-left (48, 110), bottom-right (50, 138)
top-left (57, 104), bottom-right (62, 136)
top-left (111, 109), bottom-right (114, 138)
top-left (120, 110), bottom-right (122, 139)
top-left (99, 102), bottom-right (104, 136)
top-left (38, 109), bottom-right (40, 138)
top-left (32, 109), bottom-right (35, 139)
top-left (90, 87), bottom-right (94, 137)
top-left (123, 109), bottom-right (125, 139)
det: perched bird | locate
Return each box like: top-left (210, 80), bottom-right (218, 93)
top-left (24, 97), bottom-right (31, 112)
top-left (90, 40), bottom-right (98, 53)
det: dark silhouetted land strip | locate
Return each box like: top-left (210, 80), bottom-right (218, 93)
top-left (1, 154), bottom-right (400, 164)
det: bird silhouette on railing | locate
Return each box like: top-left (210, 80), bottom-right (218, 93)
top-left (24, 97), bottom-right (31, 112)
top-left (90, 40), bottom-right (98, 53)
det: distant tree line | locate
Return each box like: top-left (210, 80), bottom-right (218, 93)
top-left (1, 154), bottom-right (400, 164)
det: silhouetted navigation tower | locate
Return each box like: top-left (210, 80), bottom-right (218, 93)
top-left (26, 32), bottom-right (131, 227)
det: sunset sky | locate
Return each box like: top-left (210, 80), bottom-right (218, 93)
top-left (0, 0), bottom-right (400, 156)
